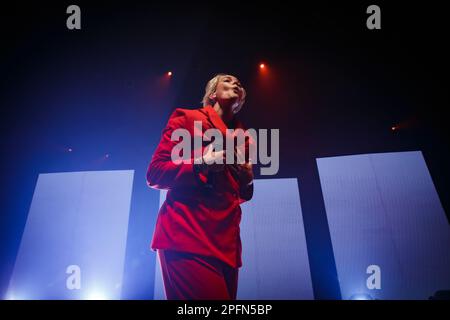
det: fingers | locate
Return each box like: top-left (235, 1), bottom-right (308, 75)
top-left (204, 142), bottom-right (252, 166)
top-left (203, 143), bottom-right (225, 165)
top-left (235, 145), bottom-right (247, 164)
top-left (243, 161), bottom-right (252, 169)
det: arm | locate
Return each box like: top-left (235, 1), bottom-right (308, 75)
top-left (146, 108), bottom-right (208, 190)
top-left (229, 162), bottom-right (254, 204)
top-left (233, 141), bottom-right (255, 203)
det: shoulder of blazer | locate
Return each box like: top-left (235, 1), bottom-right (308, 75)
top-left (170, 107), bottom-right (209, 122)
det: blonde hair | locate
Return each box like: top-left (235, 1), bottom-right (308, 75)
top-left (202, 74), bottom-right (246, 114)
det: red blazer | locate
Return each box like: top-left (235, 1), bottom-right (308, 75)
top-left (147, 105), bottom-right (254, 268)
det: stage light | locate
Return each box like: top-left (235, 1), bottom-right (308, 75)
top-left (85, 290), bottom-right (108, 300)
top-left (68, 148), bottom-right (73, 152)
top-left (105, 153), bottom-right (110, 158)
top-left (391, 126), bottom-right (397, 131)
top-left (167, 71), bottom-right (172, 76)
top-left (259, 63), bottom-right (265, 69)
top-left (5, 292), bottom-right (16, 300)
top-left (4, 291), bottom-right (25, 300)
top-left (349, 293), bottom-right (374, 300)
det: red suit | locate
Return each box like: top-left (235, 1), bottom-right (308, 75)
top-left (147, 105), bottom-right (253, 299)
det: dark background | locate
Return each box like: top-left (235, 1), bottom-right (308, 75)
top-left (1, 1), bottom-right (449, 299)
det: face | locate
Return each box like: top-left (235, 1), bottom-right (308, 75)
top-left (210, 75), bottom-right (244, 108)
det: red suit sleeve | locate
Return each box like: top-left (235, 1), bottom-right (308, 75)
top-left (146, 108), bottom-right (207, 190)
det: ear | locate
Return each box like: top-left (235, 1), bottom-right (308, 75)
top-left (209, 92), bottom-right (217, 100)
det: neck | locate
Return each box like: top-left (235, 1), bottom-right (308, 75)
top-left (212, 102), bottom-right (234, 126)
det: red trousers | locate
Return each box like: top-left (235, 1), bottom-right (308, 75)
top-left (157, 249), bottom-right (239, 300)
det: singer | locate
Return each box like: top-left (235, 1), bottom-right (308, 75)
top-left (147, 74), bottom-right (254, 300)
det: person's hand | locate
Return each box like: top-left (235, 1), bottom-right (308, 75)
top-left (200, 143), bottom-right (226, 173)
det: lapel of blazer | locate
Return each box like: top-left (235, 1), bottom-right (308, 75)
top-left (201, 105), bottom-right (245, 133)
top-left (201, 105), bottom-right (228, 136)
top-left (200, 105), bottom-right (243, 187)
